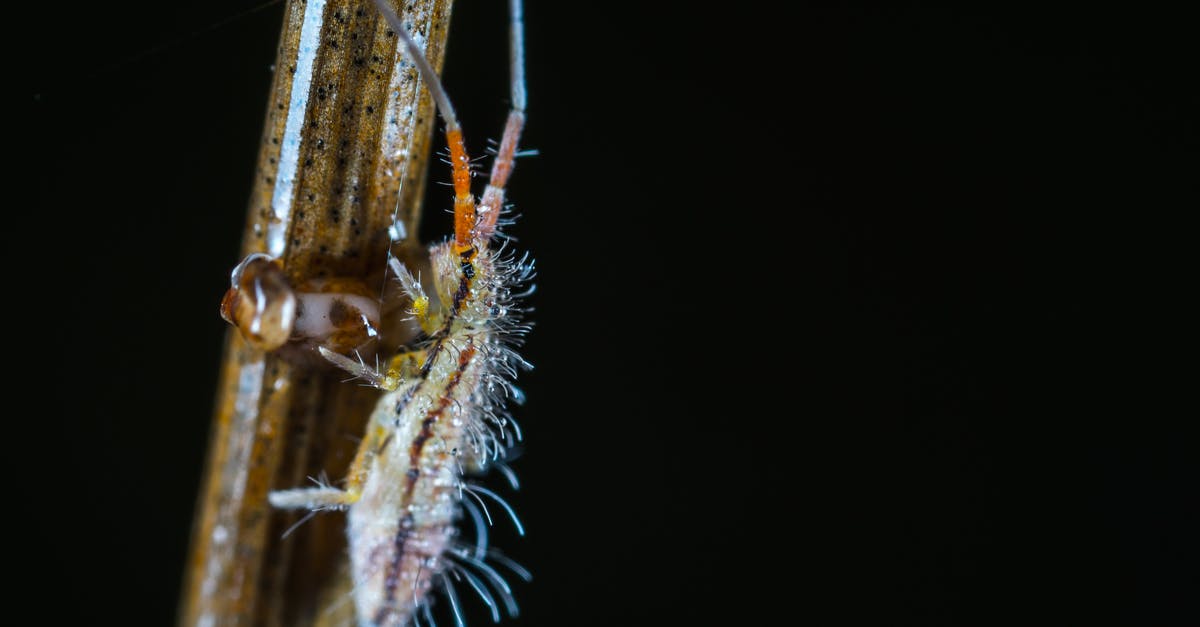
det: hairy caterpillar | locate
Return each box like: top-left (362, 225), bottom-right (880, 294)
top-left (221, 1), bottom-right (534, 624)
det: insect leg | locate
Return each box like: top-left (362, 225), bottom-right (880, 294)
top-left (292, 346), bottom-right (422, 504)
top-left (389, 256), bottom-right (443, 335)
top-left (339, 421), bottom-right (390, 501)
top-left (266, 410), bottom-right (390, 511)
top-left (267, 484), bottom-right (357, 511)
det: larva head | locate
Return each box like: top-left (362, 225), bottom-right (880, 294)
top-left (220, 253), bottom-right (296, 351)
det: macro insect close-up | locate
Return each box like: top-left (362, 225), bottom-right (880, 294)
top-left (185, 0), bottom-right (537, 624)
top-left (240, 2), bottom-right (533, 625)
top-left (19, 2), bottom-right (1193, 625)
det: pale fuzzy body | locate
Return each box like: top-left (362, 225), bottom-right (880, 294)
top-left (349, 331), bottom-right (484, 626)
top-left (268, 239), bottom-right (528, 626)
top-left (346, 241), bottom-right (513, 626)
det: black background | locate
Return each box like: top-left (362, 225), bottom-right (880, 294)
top-left (14, 1), bottom-right (1194, 624)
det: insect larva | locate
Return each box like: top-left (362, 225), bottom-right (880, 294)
top-left (221, 1), bottom-right (535, 624)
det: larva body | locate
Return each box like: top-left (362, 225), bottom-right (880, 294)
top-left (344, 244), bottom-right (512, 625)
top-left (265, 241), bottom-right (531, 627)
top-left (348, 338), bottom-right (481, 625)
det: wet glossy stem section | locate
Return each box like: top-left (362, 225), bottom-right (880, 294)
top-left (178, 1), bottom-right (454, 625)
